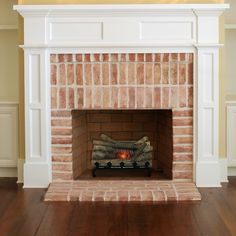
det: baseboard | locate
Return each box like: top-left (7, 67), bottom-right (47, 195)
top-left (228, 166), bottom-right (236, 176)
top-left (17, 159), bottom-right (24, 183)
top-left (0, 167), bottom-right (17, 177)
top-left (196, 161), bottom-right (221, 187)
top-left (23, 162), bottom-right (51, 188)
top-left (220, 158), bottom-right (229, 182)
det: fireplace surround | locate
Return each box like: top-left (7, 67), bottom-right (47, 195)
top-left (15, 4), bottom-right (228, 193)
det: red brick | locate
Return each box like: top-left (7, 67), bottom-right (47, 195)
top-left (111, 64), bottom-right (118, 85)
top-left (137, 87), bottom-right (144, 108)
top-left (137, 63), bottom-right (144, 84)
top-left (162, 63), bottom-right (169, 84)
top-left (93, 63), bottom-right (101, 85)
top-left (170, 62), bottom-right (177, 84)
top-left (146, 63), bottom-right (153, 84)
top-left (68, 88), bottom-right (74, 109)
top-left (84, 54), bottom-right (90, 62)
top-left (52, 127), bottom-right (72, 136)
top-left (103, 87), bottom-right (110, 108)
top-left (162, 87), bottom-right (170, 108)
top-left (173, 118), bottom-right (193, 126)
top-left (51, 64), bottom-right (57, 85)
top-left (67, 64), bottom-right (74, 85)
top-left (163, 53), bottom-right (169, 62)
top-left (76, 64), bottom-right (83, 85)
top-left (58, 54), bottom-right (65, 62)
top-left (77, 88), bottom-right (84, 109)
top-left (137, 53), bottom-right (144, 62)
top-left (51, 119), bottom-right (72, 127)
top-left (59, 88), bottom-right (66, 109)
top-left (179, 64), bottom-right (186, 84)
top-left (119, 63), bottom-right (126, 84)
top-left (128, 87), bottom-right (135, 108)
top-left (188, 63), bottom-right (193, 85)
top-left (119, 87), bottom-right (127, 108)
top-left (51, 87), bottom-right (57, 109)
top-left (154, 54), bottom-right (161, 62)
top-left (188, 87), bottom-right (193, 107)
top-left (52, 155), bottom-right (72, 162)
top-left (102, 64), bottom-right (109, 85)
top-left (52, 137), bottom-right (72, 145)
top-left (59, 64), bottom-right (66, 85)
top-left (128, 63), bottom-right (135, 85)
top-left (111, 54), bottom-right (118, 62)
top-left (179, 86), bottom-right (187, 107)
top-left (173, 127), bottom-right (193, 135)
top-left (171, 53), bottom-right (178, 61)
top-left (173, 145), bottom-right (193, 153)
top-left (154, 63), bottom-right (161, 84)
top-left (145, 87), bottom-right (153, 108)
top-left (180, 53), bottom-right (186, 61)
top-left (154, 87), bottom-right (161, 108)
top-left (50, 54), bottom-right (57, 63)
top-left (85, 64), bottom-right (92, 85)
top-left (85, 87), bottom-right (92, 108)
top-left (102, 54), bottom-right (109, 62)
top-left (76, 54), bottom-right (83, 62)
top-left (129, 53), bottom-right (136, 62)
top-left (111, 87), bottom-right (118, 108)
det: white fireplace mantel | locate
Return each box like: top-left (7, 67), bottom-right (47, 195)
top-left (14, 4), bottom-right (229, 188)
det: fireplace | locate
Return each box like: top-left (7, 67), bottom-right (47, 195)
top-left (14, 4), bottom-right (228, 201)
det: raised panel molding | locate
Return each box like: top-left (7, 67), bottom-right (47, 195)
top-left (0, 104), bottom-right (18, 168)
top-left (227, 103), bottom-right (236, 167)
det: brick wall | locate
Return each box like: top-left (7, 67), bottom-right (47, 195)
top-left (51, 53), bottom-right (193, 182)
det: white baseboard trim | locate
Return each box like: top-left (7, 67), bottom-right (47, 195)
top-left (196, 161), bottom-right (221, 187)
top-left (220, 158), bottom-right (229, 182)
top-left (0, 167), bottom-right (17, 177)
top-left (17, 159), bottom-right (24, 183)
top-left (228, 166), bottom-right (236, 176)
top-left (23, 162), bottom-right (51, 188)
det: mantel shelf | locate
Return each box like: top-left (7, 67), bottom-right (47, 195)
top-left (0, 25), bottom-right (18, 30)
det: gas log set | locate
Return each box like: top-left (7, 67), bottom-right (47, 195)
top-left (92, 134), bottom-right (153, 177)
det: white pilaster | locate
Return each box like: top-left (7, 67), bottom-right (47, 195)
top-left (23, 49), bottom-right (51, 188)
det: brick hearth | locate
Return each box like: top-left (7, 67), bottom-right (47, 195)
top-left (44, 180), bottom-right (201, 202)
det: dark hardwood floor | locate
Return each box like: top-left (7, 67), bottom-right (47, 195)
top-left (1, 178), bottom-right (236, 236)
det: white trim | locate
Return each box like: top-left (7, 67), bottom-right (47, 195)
top-left (17, 159), bottom-right (24, 183)
top-left (220, 158), bottom-right (229, 183)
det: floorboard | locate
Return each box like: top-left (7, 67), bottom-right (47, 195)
top-left (1, 177), bottom-right (236, 236)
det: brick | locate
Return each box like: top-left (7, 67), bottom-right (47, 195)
top-left (162, 63), bottom-right (169, 84)
top-left (85, 64), bottom-right (92, 85)
top-left (52, 146), bottom-right (72, 154)
top-left (58, 54), bottom-right (65, 62)
top-left (170, 62), bottom-right (177, 84)
top-left (102, 54), bottom-right (109, 62)
top-left (51, 119), bottom-right (72, 127)
top-left (173, 163), bottom-right (193, 172)
top-left (171, 53), bottom-right (178, 61)
top-left (93, 54), bottom-right (100, 62)
top-left (51, 64), bottom-right (57, 85)
top-left (154, 87), bottom-right (161, 108)
top-left (59, 88), bottom-right (66, 109)
top-left (67, 64), bottom-right (74, 85)
top-left (188, 87), bottom-right (193, 107)
top-left (84, 54), bottom-right (90, 62)
top-left (102, 63), bottom-right (109, 85)
top-left (51, 87), bottom-right (57, 109)
top-left (137, 53), bottom-right (144, 62)
top-left (111, 54), bottom-right (118, 62)
top-left (173, 127), bottom-right (193, 135)
top-left (174, 137), bottom-right (193, 145)
top-left (93, 87), bottom-right (102, 109)
top-left (173, 109), bottom-right (193, 117)
top-left (180, 53), bottom-right (186, 61)
top-left (119, 63), bottom-right (127, 84)
top-left (179, 86), bottom-right (187, 107)
top-left (188, 63), bottom-right (193, 85)
top-left (68, 88), bottom-right (74, 109)
top-left (76, 54), bottom-right (83, 62)
top-left (129, 191), bottom-right (141, 201)
top-left (52, 127), bottom-right (72, 136)
top-left (93, 63), bottom-right (101, 85)
top-left (50, 54), bottom-right (57, 63)
top-left (145, 87), bottom-right (153, 108)
top-left (154, 54), bottom-right (161, 62)
top-left (137, 63), bottom-right (144, 84)
top-left (111, 87), bottom-right (118, 109)
top-left (179, 64), bottom-right (186, 84)
top-left (152, 191), bottom-right (166, 201)
top-left (162, 87), bottom-right (170, 108)
top-left (145, 63), bottom-right (153, 84)
top-left (146, 53), bottom-right (153, 62)
top-left (52, 137), bottom-right (72, 145)
top-left (52, 163), bottom-right (73, 172)
top-left (163, 53), bottom-right (169, 62)
top-left (59, 64), bottom-right (66, 85)
top-left (120, 54), bottom-right (127, 62)
top-left (65, 54), bottom-right (73, 62)
top-left (173, 118), bottom-right (193, 126)
top-left (129, 53), bottom-right (136, 62)
top-left (173, 154), bottom-right (192, 162)
top-left (118, 191), bottom-right (129, 201)
top-left (173, 171), bottom-right (193, 180)
top-left (137, 87), bottom-right (144, 108)
top-left (173, 145), bottom-right (193, 153)
top-left (111, 64), bottom-right (118, 85)
top-left (77, 88), bottom-right (84, 109)
top-left (119, 87), bottom-right (127, 108)
top-left (141, 191), bottom-right (153, 201)
top-left (85, 87), bottom-right (92, 108)
top-left (128, 87), bottom-right (135, 108)
top-left (104, 191), bottom-right (117, 201)
top-left (76, 64), bottom-right (83, 85)
top-left (154, 63), bottom-right (161, 84)
top-left (128, 63), bottom-right (135, 85)
top-left (103, 87), bottom-right (110, 108)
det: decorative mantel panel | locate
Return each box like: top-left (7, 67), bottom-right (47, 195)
top-left (14, 4), bottom-right (228, 188)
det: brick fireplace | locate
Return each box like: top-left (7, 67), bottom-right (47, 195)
top-left (50, 53), bottom-right (193, 182)
top-left (14, 3), bottom-right (228, 201)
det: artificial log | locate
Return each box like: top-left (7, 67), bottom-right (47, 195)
top-left (92, 134), bottom-right (153, 164)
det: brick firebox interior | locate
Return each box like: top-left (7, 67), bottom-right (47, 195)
top-left (50, 53), bottom-right (193, 182)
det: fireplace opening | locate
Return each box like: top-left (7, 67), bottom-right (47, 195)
top-left (72, 109), bottom-right (173, 180)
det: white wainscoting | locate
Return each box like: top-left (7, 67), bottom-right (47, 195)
top-left (227, 102), bottom-right (236, 176)
top-left (0, 103), bottom-right (18, 177)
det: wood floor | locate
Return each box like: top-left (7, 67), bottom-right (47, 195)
top-left (1, 178), bottom-right (236, 236)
